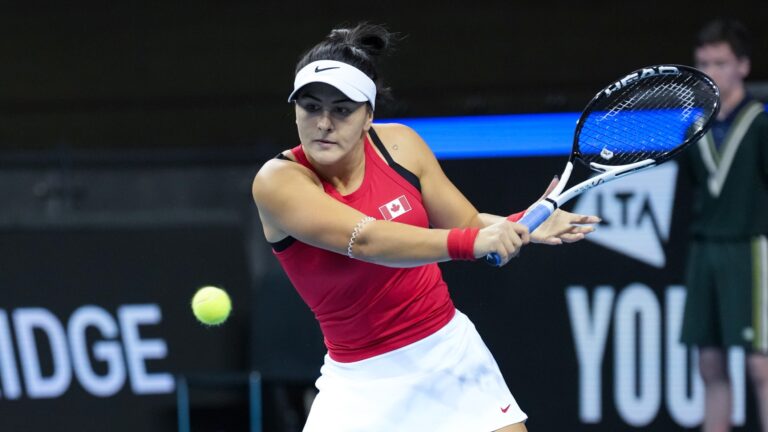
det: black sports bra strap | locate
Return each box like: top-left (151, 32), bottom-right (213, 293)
top-left (368, 126), bottom-right (421, 192)
top-left (368, 128), bottom-right (396, 165)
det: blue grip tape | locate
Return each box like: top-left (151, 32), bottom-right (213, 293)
top-left (518, 202), bottom-right (553, 231)
top-left (484, 202), bottom-right (554, 267)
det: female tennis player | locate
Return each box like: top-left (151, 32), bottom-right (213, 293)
top-left (252, 23), bottom-right (599, 432)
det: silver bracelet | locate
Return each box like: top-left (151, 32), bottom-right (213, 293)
top-left (347, 216), bottom-right (376, 258)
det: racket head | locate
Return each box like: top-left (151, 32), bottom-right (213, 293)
top-left (571, 65), bottom-right (720, 170)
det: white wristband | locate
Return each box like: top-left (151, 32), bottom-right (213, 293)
top-left (347, 216), bottom-right (376, 259)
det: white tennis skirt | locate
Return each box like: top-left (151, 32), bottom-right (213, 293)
top-left (303, 309), bottom-right (527, 432)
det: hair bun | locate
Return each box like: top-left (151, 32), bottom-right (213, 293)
top-left (327, 23), bottom-right (393, 57)
top-left (296, 22), bottom-right (396, 104)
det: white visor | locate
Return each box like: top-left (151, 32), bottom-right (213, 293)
top-left (287, 60), bottom-right (377, 110)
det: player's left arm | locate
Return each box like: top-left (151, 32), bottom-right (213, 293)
top-left (373, 123), bottom-right (597, 243)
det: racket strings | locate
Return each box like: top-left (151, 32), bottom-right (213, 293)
top-left (581, 77), bottom-right (712, 162)
top-left (584, 78), bottom-right (694, 156)
top-left (577, 73), bottom-right (718, 166)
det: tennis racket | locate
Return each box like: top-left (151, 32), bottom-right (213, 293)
top-left (486, 64), bottom-right (719, 266)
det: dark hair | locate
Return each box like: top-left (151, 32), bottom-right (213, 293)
top-left (295, 23), bottom-right (396, 104)
top-left (696, 18), bottom-right (751, 59)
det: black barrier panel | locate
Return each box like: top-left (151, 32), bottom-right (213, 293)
top-left (0, 224), bottom-right (250, 432)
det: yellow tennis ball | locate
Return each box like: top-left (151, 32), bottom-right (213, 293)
top-left (191, 286), bottom-right (232, 325)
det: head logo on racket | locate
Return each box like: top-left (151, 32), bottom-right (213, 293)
top-left (603, 65), bottom-right (681, 97)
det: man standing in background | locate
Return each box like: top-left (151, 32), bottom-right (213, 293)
top-left (680, 18), bottom-right (768, 432)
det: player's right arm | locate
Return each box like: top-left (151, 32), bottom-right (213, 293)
top-left (252, 158), bottom-right (522, 267)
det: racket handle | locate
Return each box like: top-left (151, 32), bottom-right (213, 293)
top-left (484, 201), bottom-right (555, 267)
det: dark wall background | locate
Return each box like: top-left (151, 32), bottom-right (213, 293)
top-left (2, 0), bottom-right (767, 151)
top-left (1, 2), bottom-right (767, 431)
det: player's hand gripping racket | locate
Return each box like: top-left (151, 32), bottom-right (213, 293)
top-left (486, 64), bottom-right (719, 266)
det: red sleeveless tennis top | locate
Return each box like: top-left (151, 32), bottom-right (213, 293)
top-left (273, 132), bottom-right (455, 362)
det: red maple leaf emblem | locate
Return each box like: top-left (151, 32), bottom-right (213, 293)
top-left (390, 203), bottom-right (400, 212)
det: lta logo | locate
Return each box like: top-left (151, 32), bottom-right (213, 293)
top-left (572, 162), bottom-right (678, 268)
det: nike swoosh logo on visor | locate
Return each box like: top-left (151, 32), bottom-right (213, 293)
top-left (315, 66), bottom-right (341, 72)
